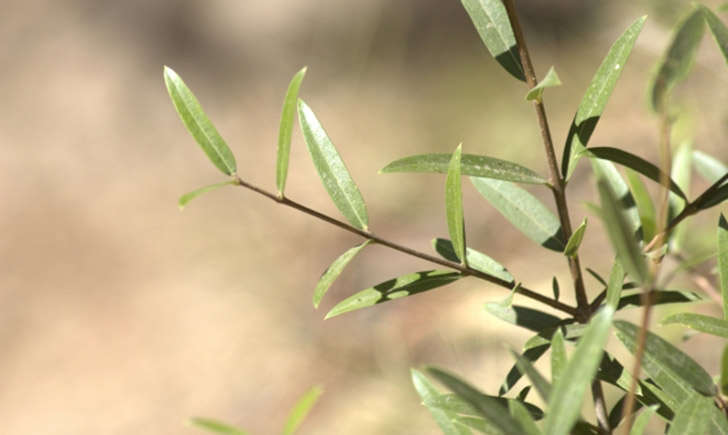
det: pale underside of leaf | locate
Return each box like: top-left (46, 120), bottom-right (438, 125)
top-left (411, 369), bottom-right (472, 435)
top-left (446, 145), bottom-right (466, 264)
top-left (178, 180), bottom-right (238, 210)
top-left (313, 240), bottom-right (371, 308)
top-left (526, 66), bottom-right (562, 102)
top-left (661, 312), bottom-right (728, 338)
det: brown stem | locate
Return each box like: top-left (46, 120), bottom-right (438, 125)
top-left (232, 176), bottom-right (578, 316)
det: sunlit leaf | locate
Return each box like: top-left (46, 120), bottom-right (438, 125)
top-left (629, 405), bottom-right (658, 435)
top-left (625, 169), bottom-right (656, 243)
top-left (471, 178), bottom-right (564, 251)
top-left (325, 270), bottom-right (460, 319)
top-left (380, 153), bottom-right (546, 184)
top-left (298, 99), bottom-right (369, 231)
top-left (510, 349), bottom-right (552, 402)
top-left (720, 214), bottom-right (728, 319)
top-left (276, 66), bottom-right (307, 196)
top-left (526, 66), bottom-right (562, 102)
top-left (411, 369), bottom-right (472, 435)
top-left (446, 145), bottom-right (466, 264)
top-left (666, 393), bottom-right (713, 435)
top-left (616, 289), bottom-right (702, 310)
top-left (178, 180), bottom-right (238, 210)
top-left (661, 312), bottom-right (728, 338)
top-left (670, 142), bottom-right (693, 212)
top-left (313, 240), bottom-right (371, 308)
top-left (650, 8), bottom-right (705, 112)
top-left (550, 329), bottom-right (567, 386)
top-left (605, 260), bottom-right (625, 310)
top-left (423, 393), bottom-right (543, 420)
top-left (563, 218), bottom-right (587, 257)
top-left (508, 400), bottom-right (541, 435)
top-left (562, 16), bottom-right (646, 180)
top-left (164, 67), bottom-right (237, 175)
top-left (460, 0), bottom-right (525, 81)
top-left (433, 238), bottom-right (514, 283)
top-left (590, 159), bottom-right (641, 235)
top-left (190, 417), bottom-right (247, 435)
top-left (693, 150), bottom-right (728, 185)
top-left (614, 321), bottom-right (717, 397)
top-left (427, 367), bottom-right (526, 435)
top-left (282, 385), bottom-right (323, 435)
top-left (544, 307), bottom-right (614, 435)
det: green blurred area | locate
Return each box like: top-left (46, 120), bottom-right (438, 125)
top-left (1, 1), bottom-right (727, 434)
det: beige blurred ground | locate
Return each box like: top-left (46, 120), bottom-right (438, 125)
top-left (2, 1), bottom-right (728, 434)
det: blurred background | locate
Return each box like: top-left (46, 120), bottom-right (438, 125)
top-left (2, 0), bottom-right (728, 433)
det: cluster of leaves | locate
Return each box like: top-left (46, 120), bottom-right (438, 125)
top-left (165, 1), bottom-right (728, 434)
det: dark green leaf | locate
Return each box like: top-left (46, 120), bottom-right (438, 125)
top-left (697, 184), bottom-right (728, 210)
top-left (164, 67), bottom-right (237, 175)
top-left (190, 418), bottom-right (247, 435)
top-left (721, 345), bottom-right (728, 395)
top-left (427, 367), bottom-right (526, 435)
top-left (700, 6), bottom-right (728, 67)
top-left (381, 153), bottom-right (546, 184)
top-left (460, 0), bottom-right (525, 81)
top-left (564, 218), bottom-right (587, 257)
top-left (508, 400), bottom-right (541, 435)
top-left (509, 349), bottom-right (552, 402)
top-left (605, 260), bottom-right (625, 310)
top-left (325, 270), bottom-right (461, 319)
top-left (661, 313), bottom-right (728, 338)
top-left (625, 169), bottom-right (657, 243)
top-left (692, 150), bottom-right (728, 184)
top-left (666, 393), bottom-right (713, 435)
top-left (629, 405), bottom-right (658, 435)
top-left (411, 369), bottom-right (472, 435)
top-left (433, 238), bottom-right (514, 283)
top-left (485, 303), bottom-right (562, 333)
top-left (178, 180), bottom-right (238, 210)
top-left (526, 66), bottom-right (561, 102)
top-left (616, 289), bottom-right (702, 310)
top-left (650, 9), bottom-right (705, 112)
top-left (614, 320), bottom-right (717, 397)
top-left (562, 16), bottom-right (646, 180)
top-left (471, 178), bottom-right (564, 251)
top-left (550, 329), bottom-right (567, 386)
top-left (544, 307), bottom-right (614, 435)
top-left (446, 145), bottom-right (466, 264)
top-left (276, 66), bottom-right (307, 196)
top-left (298, 99), bottom-right (369, 231)
top-left (552, 277), bottom-right (560, 301)
top-left (282, 385), bottom-right (322, 435)
top-left (499, 343), bottom-right (549, 396)
top-left (313, 240), bottom-right (371, 308)
top-left (584, 147), bottom-right (687, 199)
top-left (720, 214), bottom-right (728, 319)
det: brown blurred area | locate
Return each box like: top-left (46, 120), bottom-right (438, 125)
top-left (2, 1), bottom-right (728, 434)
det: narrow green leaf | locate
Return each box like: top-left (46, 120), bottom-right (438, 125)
top-left (693, 150), bottom-right (728, 184)
top-left (508, 400), bottom-right (541, 435)
top-left (427, 367), bottom-right (526, 435)
top-left (178, 180), bottom-right (237, 210)
top-left (471, 178), bottom-right (564, 251)
top-left (411, 369), bottom-right (472, 435)
top-left (544, 307), bottom-right (614, 435)
top-left (590, 159), bottom-right (642, 236)
top-left (550, 329), bottom-right (567, 386)
top-left (190, 418), bottom-right (247, 435)
top-left (605, 260), bottom-right (625, 310)
top-left (670, 142), bottom-right (693, 214)
top-left (584, 147), bottom-right (687, 199)
top-left (526, 66), bottom-right (562, 102)
top-left (297, 99), bottom-right (369, 231)
top-left (625, 169), bottom-right (657, 243)
top-left (460, 0), bottom-right (525, 81)
top-left (614, 320), bottom-right (718, 397)
top-left (696, 184), bottom-right (728, 210)
top-left (485, 303), bottom-right (562, 333)
top-left (423, 393), bottom-right (543, 420)
top-left (595, 167), bottom-right (649, 284)
top-left (282, 385), bottom-right (323, 435)
top-left (661, 313), bottom-right (728, 338)
top-left (499, 343), bottom-right (550, 396)
top-left (700, 6), bottom-right (728, 67)
top-left (381, 153), bottom-right (547, 184)
top-left (452, 416), bottom-right (498, 433)
top-left (446, 145), bottom-right (466, 264)
top-left (562, 16), bottom-right (646, 180)
top-left (163, 67), bottom-right (237, 175)
top-left (564, 218), bottom-right (587, 257)
top-left (721, 344), bottom-right (728, 395)
top-left (276, 66), bottom-right (307, 196)
top-left (552, 277), bottom-right (560, 301)
top-left (510, 349), bottom-right (552, 402)
top-left (650, 8), bottom-right (705, 113)
top-left (433, 238), bottom-right (514, 283)
top-left (666, 393), bottom-right (713, 435)
top-left (629, 405), bottom-right (659, 435)
top-left (325, 270), bottom-right (460, 319)
top-left (616, 289), bottom-right (702, 311)
top-left (313, 240), bottom-right (371, 308)
top-left (720, 214), bottom-right (728, 319)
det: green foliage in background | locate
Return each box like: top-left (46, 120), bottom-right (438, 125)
top-left (165, 1), bottom-right (728, 433)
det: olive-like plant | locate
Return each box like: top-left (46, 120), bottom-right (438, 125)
top-left (166, 2), bottom-right (728, 434)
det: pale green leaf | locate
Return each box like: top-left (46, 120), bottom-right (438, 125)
top-left (564, 218), bottom-right (587, 257)
top-left (650, 9), bottom-right (705, 112)
top-left (720, 214), bottom-right (728, 319)
top-left (662, 312), bottom-right (728, 338)
top-left (164, 67), bottom-right (237, 176)
top-left (380, 153), bottom-right (546, 184)
top-left (670, 142), bottom-right (693, 214)
top-left (509, 349), bottom-right (552, 402)
top-left (605, 260), bottom-right (625, 310)
top-left (526, 66), bottom-right (562, 102)
top-left (460, 0), bottom-right (525, 81)
top-left (446, 144), bottom-right (466, 264)
top-left (433, 238), bottom-right (514, 283)
top-left (550, 329), bottom-right (567, 386)
top-left (190, 418), bottom-right (247, 435)
top-left (700, 6), bottom-right (728, 66)
top-left (562, 16), bottom-right (646, 180)
top-left (276, 66), bottom-right (307, 196)
top-left (614, 320), bottom-right (717, 397)
top-left (590, 159), bottom-right (641, 236)
top-left (666, 393), bottom-right (714, 435)
top-left (629, 405), bottom-right (658, 435)
top-left (282, 385), bottom-right (323, 435)
top-left (325, 270), bottom-right (460, 319)
top-left (625, 169), bottom-right (657, 243)
top-left (178, 180), bottom-right (238, 210)
top-left (544, 307), bottom-right (614, 435)
top-left (471, 178), bottom-right (564, 251)
top-left (422, 393), bottom-right (543, 421)
top-left (411, 369), bottom-right (472, 435)
top-left (313, 240), bottom-right (371, 308)
top-left (508, 400), bottom-right (541, 435)
top-left (298, 99), bottom-right (368, 231)
top-left (693, 150), bottom-right (728, 184)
